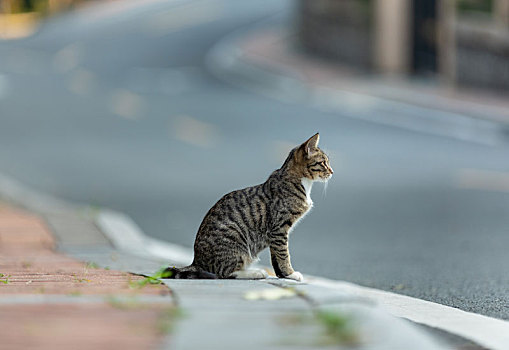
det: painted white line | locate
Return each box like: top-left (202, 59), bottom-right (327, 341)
top-left (172, 115), bottom-right (220, 148)
top-left (109, 89), bottom-right (144, 120)
top-left (52, 43), bottom-right (82, 73)
top-left (310, 277), bottom-right (509, 350)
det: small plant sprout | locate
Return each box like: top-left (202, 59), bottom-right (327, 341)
top-left (128, 267), bottom-right (174, 289)
top-left (85, 261), bottom-right (100, 269)
top-left (315, 310), bottom-right (360, 346)
top-left (0, 273), bottom-right (10, 284)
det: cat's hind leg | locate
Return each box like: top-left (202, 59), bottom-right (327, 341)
top-left (230, 268), bottom-right (268, 280)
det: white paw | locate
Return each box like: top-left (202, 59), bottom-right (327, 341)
top-left (232, 269), bottom-right (268, 279)
top-left (252, 269), bottom-right (269, 279)
top-left (285, 271), bottom-right (304, 282)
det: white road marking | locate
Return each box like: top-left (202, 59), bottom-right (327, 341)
top-left (109, 89), bottom-right (144, 120)
top-left (171, 115), bottom-right (219, 148)
top-left (457, 168), bottom-right (509, 193)
top-left (52, 43), bottom-right (82, 73)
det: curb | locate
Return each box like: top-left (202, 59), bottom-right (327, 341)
top-left (97, 209), bottom-right (193, 264)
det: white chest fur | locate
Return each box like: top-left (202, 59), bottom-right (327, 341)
top-left (301, 178), bottom-right (314, 207)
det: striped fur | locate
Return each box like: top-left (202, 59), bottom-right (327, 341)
top-left (166, 133), bottom-right (333, 280)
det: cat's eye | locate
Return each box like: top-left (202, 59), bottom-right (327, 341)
top-left (308, 161), bottom-right (327, 169)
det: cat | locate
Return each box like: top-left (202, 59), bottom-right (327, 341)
top-left (164, 133), bottom-right (333, 281)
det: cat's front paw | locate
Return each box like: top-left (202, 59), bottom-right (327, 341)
top-left (285, 271), bottom-right (304, 282)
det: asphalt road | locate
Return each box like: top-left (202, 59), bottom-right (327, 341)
top-left (1, 0), bottom-right (509, 320)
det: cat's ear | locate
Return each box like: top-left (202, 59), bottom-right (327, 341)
top-left (302, 133), bottom-right (319, 156)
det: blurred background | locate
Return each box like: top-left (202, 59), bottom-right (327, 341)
top-left (1, 0), bottom-right (509, 319)
top-left (299, 0), bottom-right (509, 91)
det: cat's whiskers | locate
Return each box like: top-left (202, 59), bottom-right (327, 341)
top-left (322, 180), bottom-right (328, 198)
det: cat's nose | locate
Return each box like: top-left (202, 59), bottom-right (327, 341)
top-left (330, 168), bottom-right (334, 174)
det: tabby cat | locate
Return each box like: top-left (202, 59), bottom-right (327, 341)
top-left (165, 133), bottom-right (333, 281)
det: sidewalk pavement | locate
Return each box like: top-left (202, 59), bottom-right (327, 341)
top-left (0, 203), bottom-right (173, 350)
top-left (0, 194), bottom-right (483, 350)
top-left (224, 28), bottom-right (509, 126)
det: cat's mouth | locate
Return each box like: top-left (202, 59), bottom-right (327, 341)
top-left (318, 174), bottom-right (332, 182)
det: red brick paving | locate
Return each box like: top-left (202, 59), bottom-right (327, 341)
top-left (0, 303), bottom-right (173, 350)
top-left (0, 203), bottom-right (174, 349)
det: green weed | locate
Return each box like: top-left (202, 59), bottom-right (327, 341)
top-left (278, 309), bottom-right (361, 347)
top-left (85, 261), bottom-right (99, 269)
top-left (315, 310), bottom-right (360, 346)
top-left (0, 273), bottom-right (10, 284)
top-left (128, 267), bottom-right (173, 289)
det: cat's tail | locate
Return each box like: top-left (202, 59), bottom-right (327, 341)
top-left (162, 265), bottom-right (217, 279)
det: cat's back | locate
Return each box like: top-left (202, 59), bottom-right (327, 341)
top-left (206, 182), bottom-right (266, 217)
top-left (198, 182), bottom-right (269, 234)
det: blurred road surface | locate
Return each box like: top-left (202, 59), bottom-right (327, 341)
top-left (1, 0), bottom-right (509, 320)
